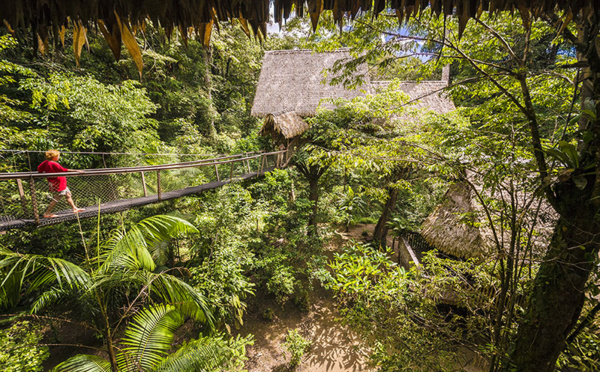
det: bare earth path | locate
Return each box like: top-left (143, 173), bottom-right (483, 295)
top-left (238, 286), bottom-right (373, 372)
top-left (236, 225), bottom-right (375, 372)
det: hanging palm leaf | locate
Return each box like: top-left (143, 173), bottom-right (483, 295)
top-left (54, 304), bottom-right (247, 372)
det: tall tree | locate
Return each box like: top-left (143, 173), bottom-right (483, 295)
top-left (308, 6), bottom-right (599, 370)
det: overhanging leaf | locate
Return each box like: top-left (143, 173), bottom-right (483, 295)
top-left (115, 11), bottom-right (144, 79)
top-left (58, 25), bottom-right (66, 48)
top-left (98, 18), bottom-right (121, 61)
top-left (73, 20), bottom-right (87, 67)
top-left (203, 21), bottom-right (213, 48)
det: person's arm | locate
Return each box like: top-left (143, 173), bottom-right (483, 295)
top-left (65, 166), bottom-right (85, 173)
top-left (55, 162), bottom-right (84, 173)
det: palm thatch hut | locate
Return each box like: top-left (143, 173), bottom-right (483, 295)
top-left (371, 65), bottom-right (456, 121)
top-left (252, 50), bottom-right (456, 158)
top-left (252, 49), bottom-right (370, 160)
top-left (252, 49), bottom-right (369, 119)
top-left (420, 181), bottom-right (491, 259)
top-left (259, 112), bottom-right (310, 143)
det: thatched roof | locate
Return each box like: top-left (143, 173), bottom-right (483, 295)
top-left (260, 112), bottom-right (310, 140)
top-left (1, 1), bottom-right (593, 74)
top-left (2, 1), bottom-right (593, 40)
top-left (371, 80), bottom-right (456, 114)
top-left (421, 182), bottom-right (491, 259)
top-left (252, 50), bottom-right (455, 122)
top-left (251, 50), bottom-right (369, 118)
top-left (422, 178), bottom-right (558, 259)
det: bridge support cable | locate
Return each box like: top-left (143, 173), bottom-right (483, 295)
top-left (0, 150), bottom-right (288, 231)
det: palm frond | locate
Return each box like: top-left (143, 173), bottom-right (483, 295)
top-left (144, 271), bottom-right (213, 327)
top-left (0, 249), bottom-right (90, 310)
top-left (53, 354), bottom-right (111, 372)
top-left (30, 286), bottom-right (72, 314)
top-left (136, 215), bottom-right (199, 244)
top-left (154, 335), bottom-right (248, 372)
top-left (100, 215), bottom-right (198, 273)
top-left (118, 304), bottom-right (183, 372)
top-left (0, 268), bottom-right (24, 309)
top-left (0, 250), bottom-right (89, 290)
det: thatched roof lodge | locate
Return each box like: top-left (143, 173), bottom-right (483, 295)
top-left (420, 182), bottom-right (491, 259)
top-left (252, 49), bottom-right (456, 145)
top-left (252, 49), bottom-right (368, 118)
top-left (259, 112), bottom-right (310, 143)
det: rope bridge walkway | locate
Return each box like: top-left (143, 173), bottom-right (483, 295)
top-left (0, 150), bottom-right (287, 231)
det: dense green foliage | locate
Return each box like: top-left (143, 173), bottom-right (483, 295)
top-left (0, 6), bottom-right (599, 372)
top-left (0, 321), bottom-right (48, 371)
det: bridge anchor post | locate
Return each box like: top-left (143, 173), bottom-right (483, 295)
top-left (16, 179), bottom-right (28, 217)
top-left (141, 171), bottom-right (148, 197)
top-left (214, 164), bottom-right (220, 182)
top-left (157, 170), bottom-right (162, 201)
top-left (260, 155), bottom-right (265, 174)
top-left (29, 177), bottom-right (40, 225)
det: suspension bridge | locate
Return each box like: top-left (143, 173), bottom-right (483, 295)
top-left (0, 150), bottom-right (288, 231)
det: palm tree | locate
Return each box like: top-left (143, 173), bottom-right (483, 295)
top-left (53, 303), bottom-right (252, 372)
top-left (0, 215), bottom-right (214, 372)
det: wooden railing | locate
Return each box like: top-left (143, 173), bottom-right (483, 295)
top-left (398, 230), bottom-right (435, 268)
top-left (0, 150), bottom-right (287, 227)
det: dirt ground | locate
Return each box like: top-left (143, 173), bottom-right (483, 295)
top-left (238, 285), bottom-right (373, 372)
top-left (236, 224), bottom-right (487, 372)
top-left (236, 224), bottom-right (376, 372)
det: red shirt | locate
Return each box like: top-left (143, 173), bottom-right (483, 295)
top-left (37, 160), bottom-right (68, 192)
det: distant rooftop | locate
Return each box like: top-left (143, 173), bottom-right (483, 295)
top-left (251, 50), bottom-right (369, 117)
top-left (252, 49), bottom-right (455, 120)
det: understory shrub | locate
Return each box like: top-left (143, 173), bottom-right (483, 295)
top-left (0, 320), bottom-right (48, 372)
top-left (284, 328), bottom-right (312, 367)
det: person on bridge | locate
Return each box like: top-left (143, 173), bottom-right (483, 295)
top-left (37, 150), bottom-right (85, 218)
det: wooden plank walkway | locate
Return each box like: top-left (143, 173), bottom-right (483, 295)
top-left (0, 169), bottom-right (273, 231)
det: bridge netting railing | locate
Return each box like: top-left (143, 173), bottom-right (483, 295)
top-left (0, 150), bottom-right (285, 227)
top-left (0, 149), bottom-right (228, 173)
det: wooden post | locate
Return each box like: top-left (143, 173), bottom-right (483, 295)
top-left (230, 161), bottom-right (234, 181)
top-left (260, 154), bottom-right (265, 174)
top-left (214, 164), bottom-right (220, 182)
top-left (157, 170), bottom-right (162, 201)
top-left (16, 179), bottom-right (28, 216)
top-left (140, 171), bottom-right (148, 197)
top-left (29, 177), bottom-right (40, 224)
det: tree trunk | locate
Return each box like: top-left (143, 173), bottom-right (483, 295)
top-left (373, 186), bottom-right (398, 247)
top-left (295, 161), bottom-right (327, 236)
top-left (507, 192), bottom-right (600, 371)
top-left (507, 19), bottom-right (600, 371)
top-left (106, 332), bottom-right (119, 372)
